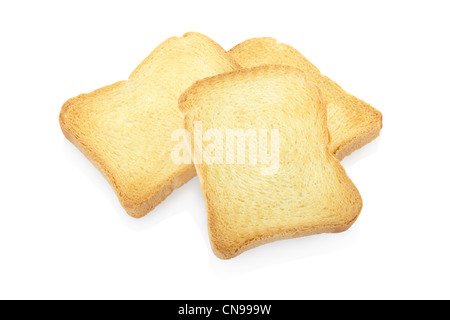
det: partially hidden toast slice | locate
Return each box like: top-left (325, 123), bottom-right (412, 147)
top-left (229, 38), bottom-right (382, 160)
top-left (60, 32), bottom-right (241, 218)
top-left (179, 65), bottom-right (363, 259)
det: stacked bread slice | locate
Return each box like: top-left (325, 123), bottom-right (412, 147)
top-left (60, 33), bottom-right (382, 258)
top-left (229, 38), bottom-right (382, 160)
top-left (60, 33), bottom-right (240, 218)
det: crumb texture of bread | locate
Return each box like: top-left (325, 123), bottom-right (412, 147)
top-left (180, 66), bottom-right (363, 259)
top-left (59, 32), bottom-right (240, 218)
top-left (228, 38), bottom-right (382, 160)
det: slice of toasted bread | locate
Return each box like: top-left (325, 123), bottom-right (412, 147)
top-left (179, 65), bottom-right (363, 259)
top-left (60, 32), bottom-right (241, 218)
top-left (228, 38), bottom-right (382, 160)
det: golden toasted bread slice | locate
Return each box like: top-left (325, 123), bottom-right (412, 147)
top-left (179, 65), bottom-right (363, 259)
top-left (229, 38), bottom-right (382, 160)
top-left (60, 32), bottom-right (240, 218)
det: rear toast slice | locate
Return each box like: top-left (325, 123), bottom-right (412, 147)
top-left (179, 65), bottom-right (363, 259)
top-left (60, 32), bottom-right (240, 218)
top-left (229, 38), bottom-right (382, 160)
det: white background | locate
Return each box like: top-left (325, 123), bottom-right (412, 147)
top-left (1, 0), bottom-right (449, 300)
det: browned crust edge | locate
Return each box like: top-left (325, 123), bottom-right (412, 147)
top-left (211, 220), bottom-right (358, 260)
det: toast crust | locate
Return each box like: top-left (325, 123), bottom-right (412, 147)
top-left (229, 37), bottom-right (383, 160)
top-left (60, 32), bottom-right (240, 218)
top-left (180, 65), bottom-right (363, 259)
top-left (211, 221), bottom-right (356, 260)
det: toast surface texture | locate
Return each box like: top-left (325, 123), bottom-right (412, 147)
top-left (229, 38), bottom-right (382, 160)
top-left (179, 66), bottom-right (363, 259)
top-left (60, 32), bottom-right (240, 218)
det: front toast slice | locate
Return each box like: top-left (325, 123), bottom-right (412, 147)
top-left (229, 38), bottom-right (382, 160)
top-left (60, 32), bottom-right (240, 218)
top-left (179, 65), bottom-right (363, 259)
